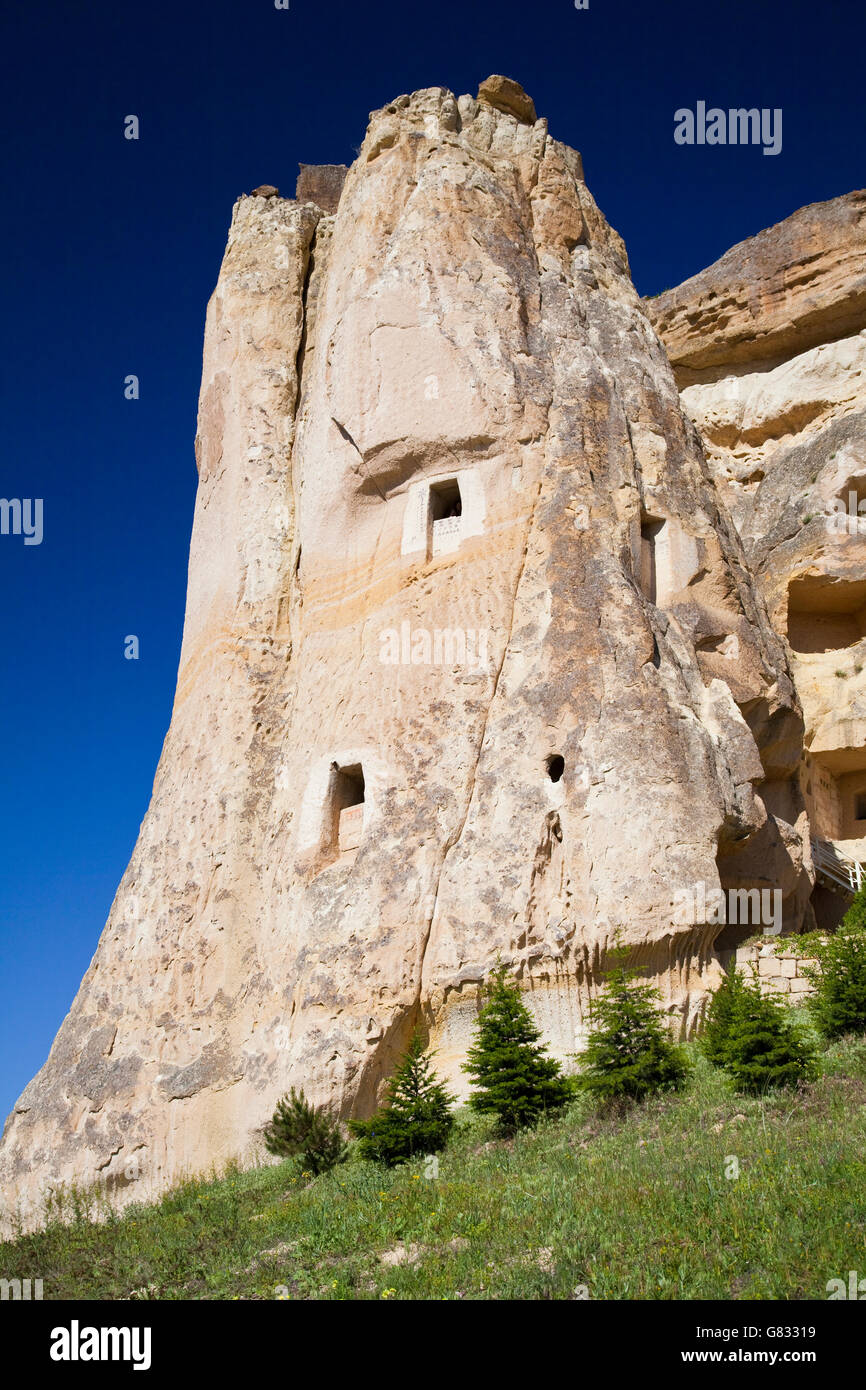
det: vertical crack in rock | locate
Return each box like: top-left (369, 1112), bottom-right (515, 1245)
top-left (416, 433), bottom-right (551, 1002)
top-left (292, 212), bottom-right (322, 423)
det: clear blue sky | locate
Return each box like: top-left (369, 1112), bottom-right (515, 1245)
top-left (0, 0), bottom-right (862, 1122)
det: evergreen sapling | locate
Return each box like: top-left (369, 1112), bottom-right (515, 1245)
top-left (807, 885), bottom-right (866, 1040)
top-left (262, 1088), bottom-right (348, 1175)
top-left (350, 1031), bottom-right (454, 1166)
top-left (463, 969), bottom-right (572, 1129)
top-left (579, 963), bottom-right (690, 1101)
top-left (712, 975), bottom-right (816, 1092)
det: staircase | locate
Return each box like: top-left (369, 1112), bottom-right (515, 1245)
top-left (811, 837), bottom-right (865, 897)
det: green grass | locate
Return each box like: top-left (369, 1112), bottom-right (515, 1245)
top-left (3, 1032), bottom-right (866, 1300)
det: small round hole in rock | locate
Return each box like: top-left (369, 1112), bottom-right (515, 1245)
top-left (546, 754), bottom-right (565, 783)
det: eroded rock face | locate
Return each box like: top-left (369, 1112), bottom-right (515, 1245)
top-left (647, 191), bottom-right (866, 915)
top-left (477, 73), bottom-right (538, 124)
top-left (649, 192), bottom-right (866, 375)
top-left (647, 191), bottom-right (866, 516)
top-left (0, 79), bottom-right (808, 1230)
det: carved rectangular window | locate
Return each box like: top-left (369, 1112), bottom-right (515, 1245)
top-left (430, 479), bottom-right (463, 557)
top-left (331, 763), bottom-right (365, 856)
top-left (639, 515), bottom-right (666, 604)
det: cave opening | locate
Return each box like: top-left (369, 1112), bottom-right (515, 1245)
top-left (546, 754), bottom-right (565, 783)
top-left (330, 763), bottom-right (365, 856)
top-left (786, 574), bottom-right (866, 654)
top-left (430, 478), bottom-right (462, 521)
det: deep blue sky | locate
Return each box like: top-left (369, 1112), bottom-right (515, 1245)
top-left (0, 0), bottom-right (862, 1122)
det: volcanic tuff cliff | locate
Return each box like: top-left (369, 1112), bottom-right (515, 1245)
top-left (647, 192), bottom-right (866, 926)
top-left (1, 78), bottom-right (816, 1228)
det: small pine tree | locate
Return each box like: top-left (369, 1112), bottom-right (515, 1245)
top-left (807, 887), bottom-right (866, 1040)
top-left (463, 969), bottom-right (572, 1129)
top-left (262, 1088), bottom-right (348, 1176)
top-left (579, 964), bottom-right (690, 1101)
top-left (700, 967), bottom-right (751, 1067)
top-left (349, 1031), bottom-right (454, 1167)
top-left (719, 978), bottom-right (816, 1093)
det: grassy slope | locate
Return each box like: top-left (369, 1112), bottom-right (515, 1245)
top-left (3, 1036), bottom-right (866, 1301)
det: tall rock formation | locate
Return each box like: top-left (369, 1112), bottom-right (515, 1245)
top-left (1, 80), bottom-right (810, 1229)
top-left (647, 191), bottom-right (866, 926)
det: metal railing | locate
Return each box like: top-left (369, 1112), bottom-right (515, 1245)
top-left (811, 837), bottom-right (864, 895)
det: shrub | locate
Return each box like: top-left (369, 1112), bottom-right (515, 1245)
top-left (717, 978), bottom-right (817, 1093)
top-left (842, 881), bottom-right (866, 933)
top-left (463, 968), bottom-right (572, 1129)
top-left (700, 967), bottom-right (751, 1067)
top-left (579, 964), bottom-right (690, 1101)
top-left (807, 887), bottom-right (866, 1040)
top-left (262, 1088), bottom-right (348, 1176)
top-left (349, 1031), bottom-right (454, 1167)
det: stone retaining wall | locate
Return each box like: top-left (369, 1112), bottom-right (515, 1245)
top-left (728, 943), bottom-right (819, 1000)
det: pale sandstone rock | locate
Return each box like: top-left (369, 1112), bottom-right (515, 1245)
top-left (477, 74), bottom-right (537, 125)
top-left (678, 332), bottom-right (866, 504)
top-left (0, 82), bottom-right (810, 1231)
top-left (647, 194), bottom-right (866, 517)
top-left (649, 193), bottom-right (866, 929)
top-left (649, 191), bottom-right (866, 377)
